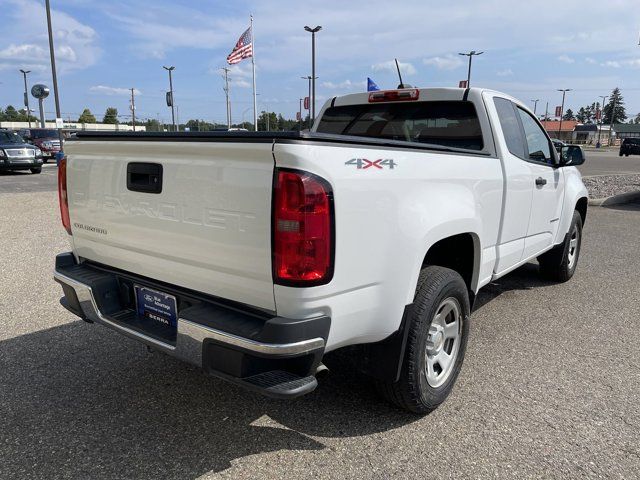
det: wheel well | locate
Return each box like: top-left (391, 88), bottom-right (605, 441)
top-left (576, 197), bottom-right (588, 225)
top-left (422, 233), bottom-right (476, 293)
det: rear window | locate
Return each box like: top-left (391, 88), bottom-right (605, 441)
top-left (316, 101), bottom-right (484, 151)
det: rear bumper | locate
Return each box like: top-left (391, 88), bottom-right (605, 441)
top-left (54, 253), bottom-right (330, 398)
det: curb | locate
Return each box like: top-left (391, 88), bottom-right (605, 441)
top-left (588, 190), bottom-right (640, 206)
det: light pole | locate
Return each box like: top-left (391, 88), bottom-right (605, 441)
top-left (458, 51), bottom-right (483, 87)
top-left (301, 75), bottom-right (315, 129)
top-left (557, 89), bottom-right (572, 139)
top-left (163, 66), bottom-right (176, 131)
top-left (304, 25), bottom-right (322, 124)
top-left (19, 69), bottom-right (32, 128)
top-left (299, 98), bottom-right (303, 131)
top-left (45, 0), bottom-right (64, 152)
top-left (531, 99), bottom-right (539, 115)
top-left (597, 95), bottom-right (608, 147)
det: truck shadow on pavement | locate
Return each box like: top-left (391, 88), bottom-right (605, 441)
top-left (0, 318), bottom-right (416, 479)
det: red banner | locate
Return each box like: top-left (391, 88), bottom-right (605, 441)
top-left (304, 96), bottom-right (310, 110)
top-left (458, 80), bottom-right (468, 88)
top-left (555, 106), bottom-right (562, 117)
top-left (296, 111), bottom-right (301, 121)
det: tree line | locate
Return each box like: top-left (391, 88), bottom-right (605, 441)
top-left (560, 88), bottom-right (640, 124)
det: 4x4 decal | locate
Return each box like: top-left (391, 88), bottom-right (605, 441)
top-left (345, 158), bottom-right (397, 170)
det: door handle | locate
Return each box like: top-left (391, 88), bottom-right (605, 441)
top-left (127, 162), bottom-right (163, 194)
top-left (535, 177), bottom-right (547, 187)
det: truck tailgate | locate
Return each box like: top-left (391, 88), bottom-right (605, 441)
top-left (64, 140), bottom-right (276, 311)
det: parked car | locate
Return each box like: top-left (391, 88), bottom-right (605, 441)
top-left (18, 128), bottom-right (61, 162)
top-left (0, 129), bottom-right (44, 174)
top-left (54, 87), bottom-right (588, 413)
top-left (619, 138), bottom-right (640, 157)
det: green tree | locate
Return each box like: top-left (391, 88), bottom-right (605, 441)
top-left (562, 108), bottom-right (575, 121)
top-left (575, 107), bottom-right (587, 123)
top-left (603, 88), bottom-right (627, 124)
top-left (4, 105), bottom-right (20, 121)
top-left (102, 107), bottom-right (119, 124)
top-left (78, 108), bottom-right (97, 123)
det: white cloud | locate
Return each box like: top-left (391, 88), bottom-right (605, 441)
top-left (0, 0), bottom-right (99, 73)
top-left (90, 85), bottom-right (142, 96)
top-left (585, 57), bottom-right (597, 64)
top-left (600, 58), bottom-right (640, 69)
top-left (496, 68), bottom-right (513, 77)
top-left (601, 60), bottom-right (621, 68)
top-left (372, 60), bottom-right (416, 75)
top-left (321, 79), bottom-right (363, 90)
top-left (423, 54), bottom-right (463, 71)
top-left (557, 54), bottom-right (575, 64)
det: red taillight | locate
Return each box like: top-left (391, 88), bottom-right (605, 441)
top-left (273, 169), bottom-right (334, 285)
top-left (58, 156), bottom-right (72, 235)
top-left (368, 88), bottom-right (420, 103)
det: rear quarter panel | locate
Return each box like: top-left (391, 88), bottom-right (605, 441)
top-left (273, 141), bottom-right (503, 350)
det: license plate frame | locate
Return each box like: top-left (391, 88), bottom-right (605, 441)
top-left (134, 285), bottom-right (178, 329)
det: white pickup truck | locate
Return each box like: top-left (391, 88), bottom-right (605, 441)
top-left (54, 87), bottom-right (588, 413)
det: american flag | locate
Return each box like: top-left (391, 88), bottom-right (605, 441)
top-left (227, 27), bottom-right (253, 65)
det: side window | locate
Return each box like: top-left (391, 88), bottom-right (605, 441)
top-left (517, 108), bottom-right (552, 165)
top-left (493, 97), bottom-right (525, 158)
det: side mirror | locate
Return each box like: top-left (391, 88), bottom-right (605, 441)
top-left (559, 145), bottom-right (585, 167)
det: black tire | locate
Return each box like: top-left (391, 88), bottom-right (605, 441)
top-left (42, 158), bottom-right (48, 164)
top-left (538, 210), bottom-right (583, 282)
top-left (619, 152), bottom-right (623, 157)
top-left (376, 266), bottom-right (470, 414)
top-left (30, 168), bottom-right (42, 174)
top-left (625, 154), bottom-right (630, 157)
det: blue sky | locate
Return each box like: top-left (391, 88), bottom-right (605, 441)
top-left (1, 0), bottom-right (640, 124)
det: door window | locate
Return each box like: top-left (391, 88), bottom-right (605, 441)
top-left (493, 98), bottom-right (525, 158)
top-left (517, 108), bottom-right (553, 165)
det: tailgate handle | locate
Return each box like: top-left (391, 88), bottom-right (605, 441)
top-left (127, 163), bottom-right (163, 194)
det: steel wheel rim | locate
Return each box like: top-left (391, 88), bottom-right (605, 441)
top-left (567, 225), bottom-right (579, 269)
top-left (425, 297), bottom-right (462, 388)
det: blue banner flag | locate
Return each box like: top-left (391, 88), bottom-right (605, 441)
top-left (367, 77), bottom-right (380, 92)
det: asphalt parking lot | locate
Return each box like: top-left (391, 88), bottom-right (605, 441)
top-left (1, 161), bottom-right (639, 479)
top-left (578, 148), bottom-right (640, 176)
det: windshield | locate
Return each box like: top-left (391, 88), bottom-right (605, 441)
top-left (31, 129), bottom-right (59, 139)
top-left (0, 131), bottom-right (26, 144)
top-left (316, 100), bottom-right (484, 151)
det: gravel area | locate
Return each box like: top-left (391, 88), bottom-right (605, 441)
top-left (581, 174), bottom-right (640, 199)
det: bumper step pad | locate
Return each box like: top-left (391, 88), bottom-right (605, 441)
top-left (244, 370), bottom-right (318, 398)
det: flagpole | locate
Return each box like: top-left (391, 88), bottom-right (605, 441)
top-left (250, 14), bottom-right (258, 131)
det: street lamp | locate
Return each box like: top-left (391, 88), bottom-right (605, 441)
top-left (163, 65), bottom-right (176, 131)
top-left (45, 0), bottom-right (64, 153)
top-left (531, 99), bottom-right (539, 115)
top-left (597, 95), bottom-right (608, 147)
top-left (304, 25), bottom-right (322, 124)
top-left (19, 69), bottom-right (31, 128)
top-left (557, 88), bottom-right (572, 139)
top-left (458, 51), bottom-right (483, 87)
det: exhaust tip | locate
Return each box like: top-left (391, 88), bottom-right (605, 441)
top-left (315, 363), bottom-right (330, 378)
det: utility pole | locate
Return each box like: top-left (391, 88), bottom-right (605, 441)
top-left (129, 88), bottom-right (136, 131)
top-left (611, 94), bottom-right (618, 145)
top-left (19, 69), bottom-right (32, 128)
top-left (458, 51), bottom-right (484, 87)
top-left (557, 89), bottom-right (572, 139)
top-left (163, 65), bottom-right (176, 131)
top-left (304, 25), bottom-right (322, 124)
top-left (531, 99), bottom-right (539, 115)
top-left (597, 95), bottom-right (607, 147)
top-left (45, 0), bottom-right (64, 152)
top-left (176, 105), bottom-right (180, 132)
top-left (222, 67), bottom-right (231, 129)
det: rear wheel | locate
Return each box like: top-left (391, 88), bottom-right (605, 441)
top-left (376, 266), bottom-right (470, 414)
top-left (538, 210), bottom-right (583, 282)
top-left (30, 167), bottom-right (41, 174)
